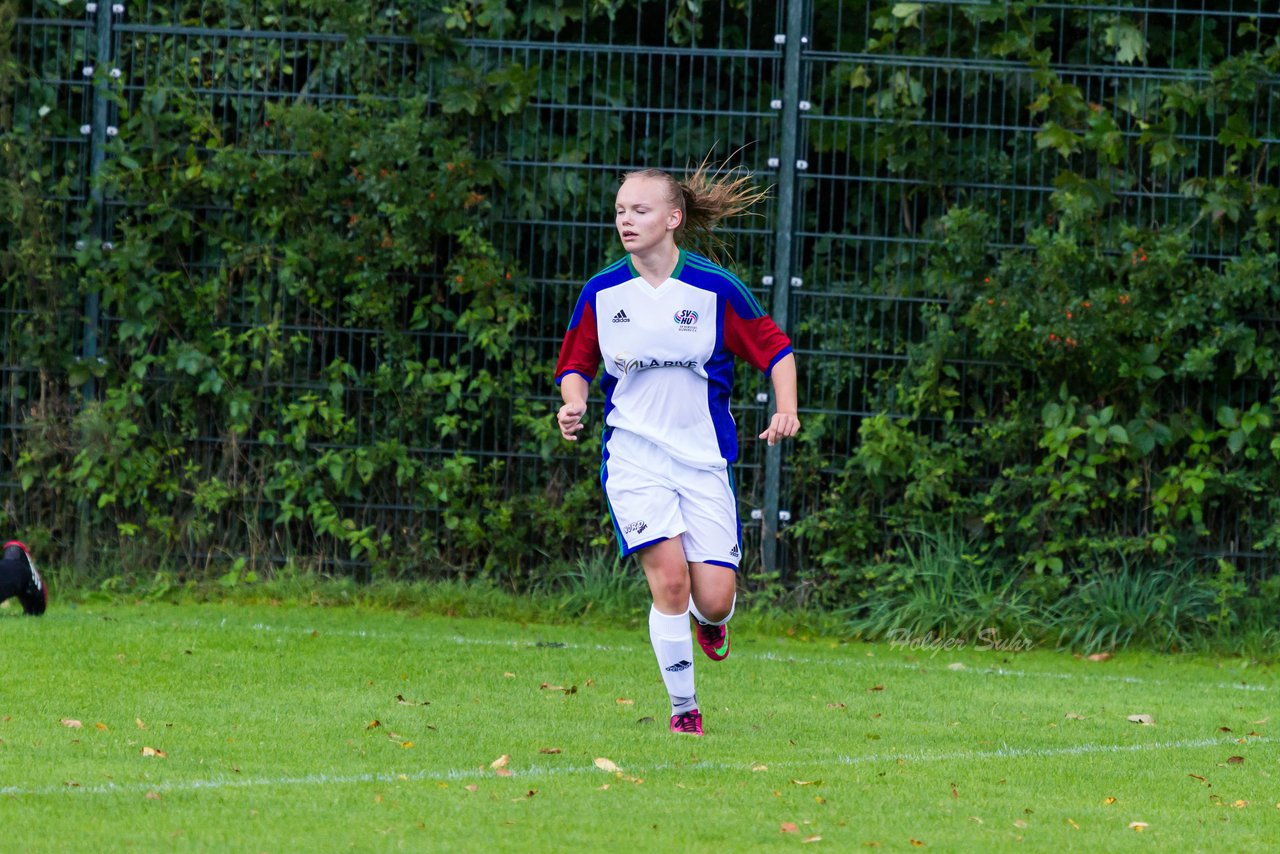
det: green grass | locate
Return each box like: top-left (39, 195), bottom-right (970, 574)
top-left (1, 599), bottom-right (1276, 852)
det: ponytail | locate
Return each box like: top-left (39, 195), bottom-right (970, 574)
top-left (623, 154), bottom-right (769, 265)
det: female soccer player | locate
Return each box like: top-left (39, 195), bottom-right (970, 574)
top-left (0, 541), bottom-right (47, 615)
top-left (554, 161), bottom-right (800, 736)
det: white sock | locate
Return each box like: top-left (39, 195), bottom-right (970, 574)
top-left (690, 593), bottom-right (736, 627)
top-left (649, 605), bottom-right (697, 715)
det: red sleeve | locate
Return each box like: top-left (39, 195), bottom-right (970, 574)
top-left (723, 301), bottom-right (792, 373)
top-left (554, 300), bottom-right (600, 384)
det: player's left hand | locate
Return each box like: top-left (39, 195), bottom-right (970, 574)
top-left (759, 412), bottom-right (801, 446)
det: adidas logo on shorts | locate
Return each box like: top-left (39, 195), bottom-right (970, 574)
top-left (729, 544), bottom-right (740, 558)
top-left (612, 309), bottom-right (630, 323)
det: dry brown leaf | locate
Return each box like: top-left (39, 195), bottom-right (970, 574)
top-left (1103, 797), bottom-right (1117, 805)
top-left (1129, 822), bottom-right (1148, 832)
top-left (868, 684), bottom-right (885, 692)
top-left (802, 837), bottom-right (822, 844)
top-left (490, 754), bottom-right (510, 769)
top-left (1226, 756), bottom-right (1245, 764)
top-left (400, 741), bottom-right (414, 749)
top-left (95, 722), bottom-right (108, 731)
top-left (1233, 800), bottom-right (1248, 808)
top-left (495, 767), bottom-right (513, 777)
top-left (141, 746), bottom-right (167, 758)
top-left (790, 779), bottom-right (822, 786)
top-left (751, 764), bottom-right (768, 772)
top-left (1126, 714), bottom-right (1155, 725)
top-left (1065, 712), bottom-right (1086, 720)
top-left (780, 823), bottom-right (799, 834)
top-left (950, 783), bottom-right (959, 799)
top-left (593, 757), bottom-right (620, 773)
top-left (1067, 818), bottom-right (1080, 830)
top-left (1188, 773), bottom-right (1208, 783)
top-left (615, 698), bottom-right (634, 705)
top-left (947, 662), bottom-right (966, 671)
top-left (1087, 652), bottom-right (1112, 662)
top-left (597, 784), bottom-right (610, 791)
top-left (135, 718), bottom-right (146, 730)
top-left (61, 719), bottom-right (83, 729)
top-left (464, 784), bottom-right (478, 792)
top-left (366, 720), bottom-right (381, 730)
top-left (910, 840), bottom-right (925, 847)
top-left (144, 792), bottom-right (161, 801)
top-left (396, 694), bottom-right (429, 706)
top-left (538, 747), bottom-right (562, 754)
top-left (826, 702), bottom-right (847, 709)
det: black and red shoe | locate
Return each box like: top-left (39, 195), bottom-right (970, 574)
top-left (4, 541), bottom-right (47, 616)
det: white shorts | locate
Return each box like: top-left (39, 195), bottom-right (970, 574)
top-left (600, 429), bottom-right (742, 569)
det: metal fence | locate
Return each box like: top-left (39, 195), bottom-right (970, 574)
top-left (5, 0), bottom-right (1279, 577)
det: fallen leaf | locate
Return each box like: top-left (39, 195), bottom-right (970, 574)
top-left (490, 754), bottom-right (510, 769)
top-left (464, 784), bottom-right (478, 792)
top-left (597, 784), bottom-right (610, 791)
top-left (790, 779), bottom-right (822, 786)
top-left (1188, 774), bottom-right (1207, 783)
top-left (140, 746), bottom-right (167, 758)
top-left (1126, 714), bottom-right (1155, 725)
top-left (1065, 712), bottom-right (1086, 720)
top-left (815, 795), bottom-right (826, 804)
top-left (400, 741), bottom-right (414, 749)
top-left (1103, 797), bottom-right (1117, 805)
top-left (1233, 800), bottom-right (1248, 808)
top-left (396, 694), bottom-right (429, 706)
top-left (61, 719), bottom-right (83, 729)
top-left (594, 757), bottom-right (620, 773)
top-left (751, 764), bottom-right (768, 772)
top-left (144, 792), bottom-right (161, 800)
top-left (947, 662), bottom-right (965, 671)
top-left (615, 698), bottom-right (634, 705)
top-left (802, 836), bottom-right (822, 843)
top-left (868, 684), bottom-right (885, 692)
top-left (538, 747), bottom-right (562, 754)
top-left (1067, 818), bottom-right (1079, 830)
top-left (910, 840), bottom-right (925, 847)
top-left (826, 702), bottom-right (847, 709)
top-left (950, 783), bottom-right (959, 799)
top-left (1014, 819), bottom-right (1028, 828)
top-left (1129, 822), bottom-right (1148, 832)
top-left (95, 723), bottom-right (108, 731)
top-left (636, 716), bottom-right (655, 725)
top-left (1217, 726), bottom-right (1232, 732)
top-left (366, 720), bottom-right (381, 730)
top-left (1087, 652), bottom-right (1112, 662)
top-left (503, 672), bottom-right (516, 678)
top-left (780, 823), bottom-right (799, 834)
top-left (495, 768), bottom-right (513, 777)
top-left (135, 718), bottom-right (146, 730)
top-left (1227, 756), bottom-right (1245, 765)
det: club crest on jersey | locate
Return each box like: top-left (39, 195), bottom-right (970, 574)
top-left (673, 309), bottom-right (699, 331)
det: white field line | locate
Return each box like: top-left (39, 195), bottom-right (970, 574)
top-left (2, 735), bottom-right (1265, 799)
top-left (149, 617), bottom-right (1272, 695)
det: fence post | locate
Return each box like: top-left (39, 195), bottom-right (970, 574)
top-left (762, 0), bottom-right (807, 578)
top-left (81, 2), bottom-right (116, 404)
top-left (75, 2), bottom-right (115, 568)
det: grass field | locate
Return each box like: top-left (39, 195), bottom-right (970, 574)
top-left (1, 599), bottom-right (1276, 852)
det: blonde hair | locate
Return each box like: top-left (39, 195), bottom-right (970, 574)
top-left (622, 154), bottom-right (768, 265)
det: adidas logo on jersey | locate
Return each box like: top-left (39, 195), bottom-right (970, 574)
top-left (612, 309), bottom-right (630, 323)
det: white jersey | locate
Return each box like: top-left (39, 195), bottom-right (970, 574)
top-left (555, 250), bottom-right (791, 470)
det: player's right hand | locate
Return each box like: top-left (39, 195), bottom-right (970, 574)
top-left (557, 401), bottom-right (587, 441)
